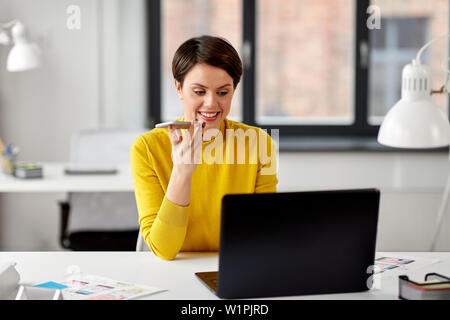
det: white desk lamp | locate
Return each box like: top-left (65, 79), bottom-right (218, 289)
top-left (377, 34), bottom-right (450, 251)
top-left (0, 20), bottom-right (41, 72)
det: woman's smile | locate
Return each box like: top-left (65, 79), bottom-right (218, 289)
top-left (197, 110), bottom-right (221, 122)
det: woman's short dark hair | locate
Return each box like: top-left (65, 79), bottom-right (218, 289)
top-left (172, 35), bottom-right (243, 88)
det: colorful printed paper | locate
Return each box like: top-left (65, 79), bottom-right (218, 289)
top-left (373, 256), bottom-right (415, 274)
top-left (376, 257), bottom-right (414, 265)
top-left (35, 281), bottom-right (68, 290)
top-left (35, 275), bottom-right (165, 300)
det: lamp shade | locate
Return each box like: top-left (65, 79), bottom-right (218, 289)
top-left (7, 42), bottom-right (41, 72)
top-left (6, 22), bottom-right (41, 72)
top-left (377, 61), bottom-right (450, 149)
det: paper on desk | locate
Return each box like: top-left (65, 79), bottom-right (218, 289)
top-left (36, 274), bottom-right (166, 300)
top-left (373, 254), bottom-right (441, 279)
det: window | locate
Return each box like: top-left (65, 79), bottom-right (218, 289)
top-left (256, 0), bottom-right (354, 126)
top-left (147, 0), bottom-right (449, 143)
top-left (368, 0), bottom-right (448, 125)
top-left (161, 0), bottom-right (242, 122)
top-left (369, 17), bottom-right (429, 124)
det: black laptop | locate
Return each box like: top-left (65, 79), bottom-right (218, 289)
top-left (195, 188), bottom-right (380, 299)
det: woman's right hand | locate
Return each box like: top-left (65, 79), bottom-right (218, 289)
top-left (168, 119), bottom-right (203, 178)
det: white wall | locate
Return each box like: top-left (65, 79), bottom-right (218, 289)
top-left (0, 0), bottom-right (100, 162)
top-left (0, 0), bottom-right (146, 160)
top-left (101, 0), bottom-right (147, 128)
top-left (0, 0), bottom-right (146, 250)
top-left (0, 0), bottom-right (449, 252)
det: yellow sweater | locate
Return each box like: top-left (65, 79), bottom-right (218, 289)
top-left (130, 118), bottom-right (278, 260)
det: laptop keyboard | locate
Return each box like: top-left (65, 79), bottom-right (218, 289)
top-left (195, 271), bottom-right (219, 292)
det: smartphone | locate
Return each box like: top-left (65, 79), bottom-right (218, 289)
top-left (155, 121), bottom-right (192, 129)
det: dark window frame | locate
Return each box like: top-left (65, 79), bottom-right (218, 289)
top-left (242, 0), bottom-right (377, 139)
top-left (145, 0), bottom-right (448, 150)
top-left (146, 0), bottom-right (161, 129)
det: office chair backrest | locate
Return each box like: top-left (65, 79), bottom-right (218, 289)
top-left (70, 129), bottom-right (145, 165)
top-left (67, 129), bottom-right (147, 234)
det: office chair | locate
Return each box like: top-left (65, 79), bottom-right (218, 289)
top-left (59, 128), bottom-right (147, 251)
top-left (136, 227), bottom-right (145, 252)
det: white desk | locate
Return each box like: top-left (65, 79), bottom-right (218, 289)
top-left (0, 163), bottom-right (134, 193)
top-left (0, 163), bottom-right (136, 250)
top-left (1, 251), bottom-right (449, 300)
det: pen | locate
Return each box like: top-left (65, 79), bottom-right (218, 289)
top-left (7, 144), bottom-right (12, 154)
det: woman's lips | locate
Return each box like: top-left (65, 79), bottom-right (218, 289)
top-left (198, 111), bottom-right (220, 122)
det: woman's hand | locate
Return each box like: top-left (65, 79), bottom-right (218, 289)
top-left (168, 119), bottom-right (203, 177)
top-left (165, 120), bottom-right (203, 207)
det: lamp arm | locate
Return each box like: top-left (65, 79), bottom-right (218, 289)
top-left (0, 20), bottom-right (20, 46)
top-left (430, 165), bottom-right (450, 251)
top-left (415, 35), bottom-right (450, 96)
top-left (443, 57), bottom-right (450, 94)
top-left (0, 19), bottom-right (19, 29)
top-left (415, 34), bottom-right (450, 65)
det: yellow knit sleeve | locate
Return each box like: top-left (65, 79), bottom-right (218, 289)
top-left (130, 135), bottom-right (189, 260)
top-left (255, 129), bottom-right (278, 193)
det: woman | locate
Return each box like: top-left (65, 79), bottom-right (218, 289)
top-left (131, 35), bottom-right (278, 260)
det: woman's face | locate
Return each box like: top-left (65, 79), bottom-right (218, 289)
top-left (175, 63), bottom-right (235, 132)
